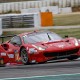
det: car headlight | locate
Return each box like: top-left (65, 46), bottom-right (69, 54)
top-left (75, 39), bottom-right (79, 46)
top-left (32, 45), bottom-right (45, 50)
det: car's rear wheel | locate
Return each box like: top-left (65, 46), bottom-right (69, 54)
top-left (67, 55), bottom-right (78, 60)
top-left (20, 48), bottom-right (29, 65)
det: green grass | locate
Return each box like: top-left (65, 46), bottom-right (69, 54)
top-left (2, 28), bottom-right (80, 39)
top-left (50, 28), bottom-right (80, 39)
top-left (54, 13), bottom-right (80, 26)
top-left (0, 28), bottom-right (80, 43)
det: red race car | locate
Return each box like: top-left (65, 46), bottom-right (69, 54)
top-left (77, 39), bottom-right (80, 56)
top-left (0, 30), bottom-right (80, 65)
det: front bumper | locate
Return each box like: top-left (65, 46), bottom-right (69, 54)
top-left (44, 48), bottom-right (79, 57)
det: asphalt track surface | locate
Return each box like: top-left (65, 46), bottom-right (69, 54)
top-left (0, 59), bottom-right (80, 80)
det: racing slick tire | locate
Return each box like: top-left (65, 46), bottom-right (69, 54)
top-left (67, 55), bottom-right (78, 60)
top-left (20, 48), bottom-right (29, 65)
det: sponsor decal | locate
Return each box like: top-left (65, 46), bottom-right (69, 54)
top-left (1, 52), bottom-right (6, 56)
top-left (14, 50), bottom-right (18, 53)
top-left (8, 54), bottom-right (14, 58)
top-left (14, 50), bottom-right (21, 62)
top-left (58, 45), bottom-right (64, 48)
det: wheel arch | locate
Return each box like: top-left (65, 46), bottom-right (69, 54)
top-left (20, 46), bottom-right (26, 56)
top-left (20, 46), bottom-right (29, 65)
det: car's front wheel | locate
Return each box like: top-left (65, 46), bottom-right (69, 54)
top-left (20, 48), bottom-right (29, 65)
top-left (67, 55), bottom-right (78, 60)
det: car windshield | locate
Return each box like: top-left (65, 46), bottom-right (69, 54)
top-left (23, 31), bottom-right (62, 44)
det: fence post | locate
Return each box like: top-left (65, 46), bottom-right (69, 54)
top-left (0, 18), bottom-right (2, 35)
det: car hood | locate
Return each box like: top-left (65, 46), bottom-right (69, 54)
top-left (34, 39), bottom-right (79, 52)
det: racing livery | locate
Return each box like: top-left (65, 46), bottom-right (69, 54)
top-left (0, 30), bottom-right (80, 66)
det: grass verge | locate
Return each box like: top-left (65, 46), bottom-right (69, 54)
top-left (54, 13), bottom-right (80, 26)
top-left (2, 28), bottom-right (80, 38)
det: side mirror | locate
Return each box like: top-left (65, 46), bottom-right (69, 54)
top-left (12, 42), bottom-right (18, 45)
top-left (12, 41), bottom-right (21, 46)
top-left (65, 35), bottom-right (68, 38)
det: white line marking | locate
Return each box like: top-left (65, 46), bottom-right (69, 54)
top-left (1, 73), bottom-right (80, 80)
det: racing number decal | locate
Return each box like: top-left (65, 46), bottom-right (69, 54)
top-left (14, 50), bottom-right (21, 62)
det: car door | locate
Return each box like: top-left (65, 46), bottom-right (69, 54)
top-left (7, 36), bottom-right (22, 62)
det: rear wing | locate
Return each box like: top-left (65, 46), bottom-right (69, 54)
top-left (0, 35), bottom-right (16, 43)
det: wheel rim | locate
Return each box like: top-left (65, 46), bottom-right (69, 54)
top-left (21, 49), bottom-right (28, 64)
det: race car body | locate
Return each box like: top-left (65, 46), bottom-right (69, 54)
top-left (0, 45), bottom-right (9, 66)
top-left (77, 39), bottom-right (80, 56)
top-left (0, 30), bottom-right (80, 65)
